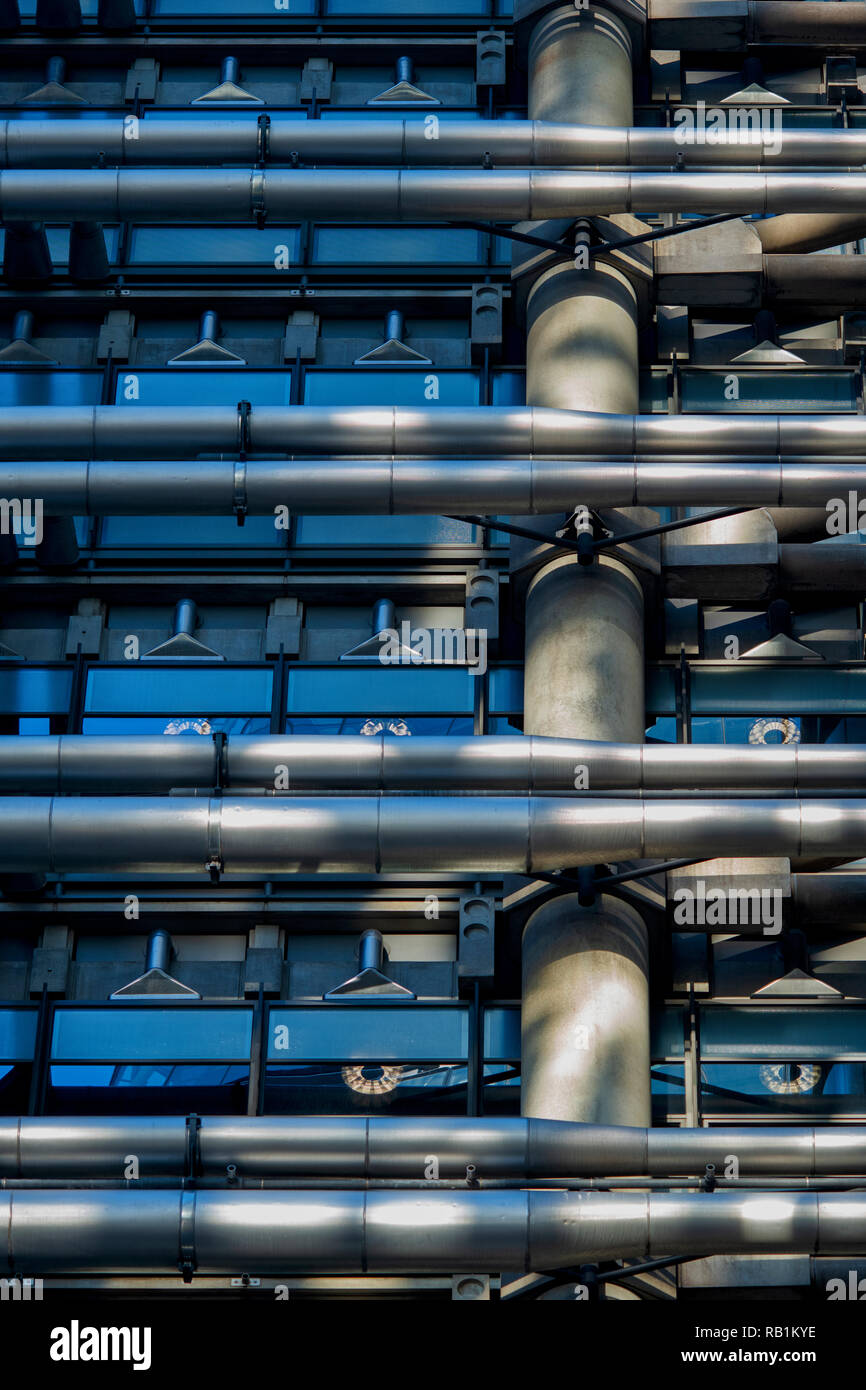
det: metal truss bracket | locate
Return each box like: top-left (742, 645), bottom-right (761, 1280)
top-left (184, 1113), bottom-right (202, 1179)
top-left (178, 1189), bottom-right (197, 1284)
top-left (256, 113), bottom-right (270, 168)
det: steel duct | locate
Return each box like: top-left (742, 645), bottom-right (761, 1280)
top-left (3, 118), bottom-right (866, 168)
top-left (5, 168), bottom-right (866, 223)
top-left (3, 405), bottom-right (866, 459)
top-left (2, 1116), bottom-right (865, 1180)
top-left (2, 734), bottom-right (864, 796)
top-left (3, 1189), bottom-right (866, 1274)
top-left (2, 457), bottom-right (865, 515)
top-left (0, 795), bottom-right (864, 873)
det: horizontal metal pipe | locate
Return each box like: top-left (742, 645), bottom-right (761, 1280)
top-left (755, 212), bottom-right (866, 255)
top-left (3, 1188), bottom-right (866, 1273)
top-left (653, 0), bottom-right (866, 53)
top-left (5, 168), bottom-right (866, 222)
top-left (2, 405), bottom-right (866, 460)
top-left (2, 457), bottom-right (865, 513)
top-left (2, 1116), bottom-right (865, 1180)
top-left (3, 118), bottom-right (866, 168)
top-left (2, 735), bottom-right (865, 795)
top-left (0, 795), bottom-right (863, 872)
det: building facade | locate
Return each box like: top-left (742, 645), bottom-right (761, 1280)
top-left (0, 0), bottom-right (866, 1303)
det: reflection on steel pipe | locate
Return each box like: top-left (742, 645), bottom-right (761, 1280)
top-left (2, 1188), bottom-right (866, 1274)
top-left (3, 405), bottom-right (866, 459)
top-left (1, 457), bottom-right (865, 514)
top-left (3, 1116), bottom-right (865, 1179)
top-left (1, 734), bottom-right (865, 795)
top-left (5, 168), bottom-right (866, 222)
top-left (0, 794), bottom-right (863, 872)
top-left (6, 118), bottom-right (866, 167)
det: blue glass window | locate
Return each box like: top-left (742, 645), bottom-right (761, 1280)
top-left (489, 665), bottom-right (523, 713)
top-left (153, 0), bottom-right (315, 10)
top-left (82, 716), bottom-right (270, 736)
top-left (267, 1005), bottom-right (469, 1061)
top-left (128, 226), bottom-right (302, 265)
top-left (51, 1007), bottom-right (253, 1061)
top-left (700, 1006), bottom-right (866, 1059)
top-left (287, 666), bottom-right (474, 714)
top-left (681, 369), bottom-right (858, 413)
top-left (84, 667), bottom-right (272, 715)
top-left (0, 1009), bottom-right (38, 1061)
top-left (115, 371), bottom-right (293, 406)
top-left (264, 1063), bottom-right (470, 1116)
top-left (98, 516), bottom-right (284, 547)
top-left (482, 1005), bottom-right (519, 1061)
top-left (0, 227), bottom-right (120, 268)
top-left (284, 716), bottom-right (473, 735)
top-left (311, 226), bottom-right (493, 265)
top-left (293, 515), bottom-right (477, 545)
top-left (303, 369), bottom-right (479, 405)
top-left (0, 372), bottom-right (102, 407)
top-left (326, 0), bottom-right (490, 12)
top-left (0, 668), bottom-right (73, 715)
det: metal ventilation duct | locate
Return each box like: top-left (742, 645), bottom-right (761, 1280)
top-left (4, 168), bottom-right (866, 222)
top-left (5, 118), bottom-right (866, 167)
top-left (1, 735), bottom-right (864, 795)
top-left (2, 1116), bottom-right (865, 1179)
top-left (3, 404), bottom-right (866, 458)
top-left (2, 1189), bottom-right (866, 1274)
top-left (0, 795), bottom-right (863, 872)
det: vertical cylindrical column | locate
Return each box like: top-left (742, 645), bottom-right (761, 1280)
top-left (522, 893), bottom-right (650, 1124)
top-left (520, 2), bottom-right (650, 1127)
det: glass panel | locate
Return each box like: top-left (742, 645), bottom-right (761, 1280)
top-left (651, 1063), bottom-right (686, 1121)
top-left (483, 1005), bottom-right (520, 1061)
top-left (0, 372), bottom-right (102, 407)
top-left (128, 226), bottom-right (301, 265)
top-left (46, 1064), bottom-right (250, 1116)
top-left (51, 1007), bottom-right (254, 1061)
top-left (82, 716), bottom-right (270, 735)
top-left (284, 715), bottom-right (474, 735)
top-left (326, 0), bottom-right (489, 11)
top-left (311, 226), bottom-right (485, 264)
top-left (99, 516), bottom-right (284, 546)
top-left (0, 1065), bottom-right (32, 1115)
top-left (491, 371), bottom-right (525, 406)
top-left (700, 1006), bottom-right (866, 1059)
top-left (286, 666), bottom-right (474, 714)
top-left (84, 667), bottom-right (273, 714)
top-left (690, 667), bottom-right (866, 716)
top-left (488, 665), bottom-right (522, 713)
top-left (681, 369), bottom-right (857, 413)
top-left (263, 1062), bottom-right (469, 1115)
top-left (651, 1005), bottom-right (686, 1059)
top-left (293, 515), bottom-right (477, 544)
top-left (0, 228), bottom-right (120, 269)
top-left (267, 1005), bottom-right (469, 1060)
top-left (0, 1009), bottom-right (38, 1061)
top-left (700, 1062), bottom-right (866, 1118)
top-left (115, 371), bottom-right (293, 405)
top-left (480, 1064), bottom-right (520, 1116)
top-left (0, 669), bottom-right (72, 715)
top-left (303, 369), bottom-right (479, 406)
top-left (154, 0), bottom-right (315, 11)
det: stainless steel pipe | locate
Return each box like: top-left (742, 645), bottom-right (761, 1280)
top-left (4, 118), bottom-right (866, 168)
top-left (5, 168), bottom-right (866, 222)
top-left (3, 405), bottom-right (866, 459)
top-left (2, 1116), bottom-right (866, 1179)
top-left (0, 795), bottom-right (864, 873)
top-left (3, 1188), bottom-right (866, 1274)
top-left (2, 735), bottom-right (864, 795)
top-left (2, 457), bottom-right (866, 515)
